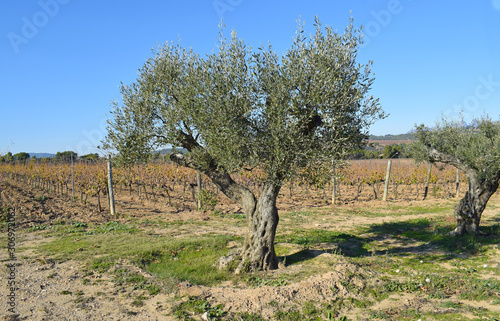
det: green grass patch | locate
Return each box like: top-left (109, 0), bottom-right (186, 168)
top-left (235, 312), bottom-right (267, 320)
top-left (146, 235), bottom-right (236, 286)
top-left (338, 203), bottom-right (451, 218)
top-left (273, 309), bottom-right (304, 321)
top-left (282, 211), bottom-right (314, 224)
top-left (378, 268), bottom-right (500, 303)
top-left (94, 221), bottom-right (138, 234)
top-left (24, 221), bottom-right (137, 236)
top-left (386, 202), bottom-right (454, 215)
top-left (39, 231), bottom-right (238, 287)
top-left (88, 257), bottom-right (116, 274)
top-left (27, 224), bottom-right (52, 232)
top-left (173, 296), bottom-right (226, 320)
top-left (0, 205), bottom-right (11, 224)
top-left (40, 233), bottom-right (148, 261)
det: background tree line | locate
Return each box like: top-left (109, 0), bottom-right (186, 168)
top-left (0, 151), bottom-right (101, 163)
top-left (349, 142), bottom-right (411, 159)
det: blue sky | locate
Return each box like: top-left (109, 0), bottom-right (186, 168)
top-left (1, 0), bottom-right (499, 155)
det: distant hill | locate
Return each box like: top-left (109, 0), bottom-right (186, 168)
top-left (369, 133), bottom-right (415, 141)
top-left (367, 133), bottom-right (415, 150)
top-left (30, 153), bottom-right (55, 158)
top-left (24, 149), bottom-right (187, 159)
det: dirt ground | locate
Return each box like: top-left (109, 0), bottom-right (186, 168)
top-left (1, 178), bottom-right (499, 320)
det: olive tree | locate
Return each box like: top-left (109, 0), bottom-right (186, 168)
top-left (103, 17), bottom-right (385, 271)
top-left (414, 115), bottom-right (500, 235)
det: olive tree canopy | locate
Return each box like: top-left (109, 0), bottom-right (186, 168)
top-left (103, 17), bottom-right (385, 271)
top-left (413, 115), bottom-right (500, 235)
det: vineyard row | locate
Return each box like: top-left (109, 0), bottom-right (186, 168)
top-left (0, 159), bottom-right (466, 211)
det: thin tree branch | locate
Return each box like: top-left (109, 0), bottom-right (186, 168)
top-left (0, 142), bottom-right (14, 157)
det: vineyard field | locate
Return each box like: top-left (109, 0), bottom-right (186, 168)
top-left (0, 158), bottom-right (467, 216)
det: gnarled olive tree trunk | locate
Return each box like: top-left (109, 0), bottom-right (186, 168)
top-left (452, 176), bottom-right (499, 236)
top-left (426, 147), bottom-right (500, 236)
top-left (170, 152), bottom-right (280, 272)
top-left (237, 183), bottom-right (280, 272)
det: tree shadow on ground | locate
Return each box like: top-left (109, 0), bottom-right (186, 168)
top-left (276, 230), bottom-right (371, 263)
top-left (365, 219), bottom-right (500, 256)
top-left (278, 219), bottom-right (500, 265)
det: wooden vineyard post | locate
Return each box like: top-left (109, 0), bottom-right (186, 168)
top-left (197, 171), bottom-right (202, 210)
top-left (423, 162), bottom-right (432, 200)
top-left (107, 155), bottom-right (116, 215)
top-left (71, 155), bottom-right (75, 200)
top-left (383, 160), bottom-right (392, 201)
top-left (455, 169), bottom-right (460, 198)
top-left (137, 165), bottom-right (141, 199)
top-left (331, 166), bottom-right (337, 205)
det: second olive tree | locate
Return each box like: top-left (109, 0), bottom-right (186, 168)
top-left (414, 115), bottom-right (500, 235)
